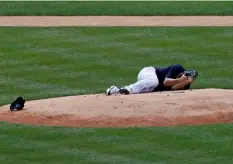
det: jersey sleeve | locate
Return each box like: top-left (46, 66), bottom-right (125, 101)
top-left (166, 64), bottom-right (185, 79)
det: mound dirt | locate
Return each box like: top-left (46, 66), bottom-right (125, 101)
top-left (0, 89), bottom-right (233, 127)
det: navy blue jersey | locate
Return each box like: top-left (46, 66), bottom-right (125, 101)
top-left (153, 64), bottom-right (189, 91)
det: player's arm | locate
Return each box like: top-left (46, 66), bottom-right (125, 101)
top-left (163, 77), bottom-right (186, 87)
top-left (163, 64), bottom-right (187, 87)
top-left (163, 72), bottom-right (188, 87)
top-left (172, 77), bottom-right (193, 90)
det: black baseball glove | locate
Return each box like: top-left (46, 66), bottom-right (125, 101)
top-left (10, 96), bottom-right (25, 111)
top-left (184, 69), bottom-right (198, 80)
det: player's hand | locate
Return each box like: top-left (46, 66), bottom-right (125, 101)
top-left (187, 76), bottom-right (194, 83)
top-left (180, 74), bottom-right (188, 82)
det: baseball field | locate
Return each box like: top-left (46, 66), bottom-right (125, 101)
top-left (0, 1), bottom-right (233, 164)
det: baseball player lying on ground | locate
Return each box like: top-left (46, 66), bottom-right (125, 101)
top-left (106, 64), bottom-right (198, 95)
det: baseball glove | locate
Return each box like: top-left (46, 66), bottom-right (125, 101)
top-left (184, 69), bottom-right (198, 80)
top-left (10, 96), bottom-right (25, 111)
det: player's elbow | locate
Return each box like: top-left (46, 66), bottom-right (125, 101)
top-left (163, 80), bottom-right (168, 87)
top-left (163, 78), bottom-right (175, 87)
top-left (163, 79), bottom-right (170, 87)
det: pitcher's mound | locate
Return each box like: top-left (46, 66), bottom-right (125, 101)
top-left (0, 88), bottom-right (233, 127)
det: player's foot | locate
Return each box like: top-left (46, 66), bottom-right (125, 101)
top-left (119, 86), bottom-right (131, 95)
top-left (106, 86), bottom-right (120, 95)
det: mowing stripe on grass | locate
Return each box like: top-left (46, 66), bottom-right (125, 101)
top-left (1, 122), bottom-right (233, 163)
top-left (0, 1), bottom-right (232, 16)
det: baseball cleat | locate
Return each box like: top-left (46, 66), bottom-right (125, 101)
top-left (106, 86), bottom-right (120, 95)
top-left (119, 86), bottom-right (131, 95)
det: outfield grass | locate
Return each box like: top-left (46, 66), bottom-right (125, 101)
top-left (0, 27), bottom-right (233, 163)
top-left (0, 1), bottom-right (232, 15)
top-left (0, 27), bottom-right (232, 105)
top-left (1, 122), bottom-right (233, 164)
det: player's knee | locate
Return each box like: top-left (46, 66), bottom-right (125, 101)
top-left (151, 83), bottom-right (158, 89)
top-left (146, 79), bottom-right (158, 88)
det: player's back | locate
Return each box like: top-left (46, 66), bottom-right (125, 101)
top-left (153, 64), bottom-right (185, 91)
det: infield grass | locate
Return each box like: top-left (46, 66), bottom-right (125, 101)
top-left (1, 122), bottom-right (233, 164)
top-left (0, 27), bottom-right (233, 164)
top-left (0, 1), bottom-right (232, 15)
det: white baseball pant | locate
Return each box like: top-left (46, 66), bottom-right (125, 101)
top-left (128, 66), bottom-right (159, 94)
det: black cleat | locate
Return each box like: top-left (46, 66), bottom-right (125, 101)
top-left (119, 88), bottom-right (130, 95)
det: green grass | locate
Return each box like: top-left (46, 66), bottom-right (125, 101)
top-left (0, 27), bottom-right (232, 105)
top-left (0, 27), bottom-right (233, 163)
top-left (0, 1), bottom-right (233, 15)
top-left (1, 122), bottom-right (233, 164)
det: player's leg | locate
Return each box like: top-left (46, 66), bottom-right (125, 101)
top-left (120, 66), bottom-right (159, 94)
top-left (106, 66), bottom-right (158, 95)
top-left (106, 67), bottom-right (143, 95)
top-left (127, 79), bottom-right (158, 94)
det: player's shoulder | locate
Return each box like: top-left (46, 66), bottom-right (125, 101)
top-left (171, 63), bottom-right (184, 68)
top-left (170, 64), bottom-right (185, 70)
